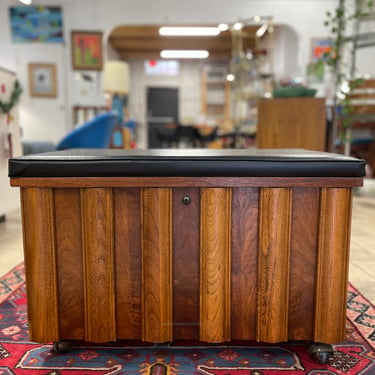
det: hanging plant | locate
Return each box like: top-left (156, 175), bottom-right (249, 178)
top-left (0, 80), bottom-right (23, 114)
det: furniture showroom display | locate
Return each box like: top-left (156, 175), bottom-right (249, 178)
top-left (9, 148), bottom-right (366, 363)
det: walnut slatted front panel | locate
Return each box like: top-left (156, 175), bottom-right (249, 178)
top-left (200, 188), bottom-right (231, 343)
top-left (288, 188), bottom-right (320, 340)
top-left (81, 188), bottom-right (116, 342)
top-left (21, 188), bottom-right (59, 343)
top-left (141, 188), bottom-right (173, 343)
top-left (54, 188), bottom-right (84, 340)
top-left (114, 188), bottom-right (142, 339)
top-left (172, 188), bottom-right (200, 340)
top-left (19, 184), bottom-right (353, 345)
top-left (257, 188), bottom-right (292, 343)
top-left (314, 188), bottom-right (353, 343)
top-left (231, 188), bottom-right (259, 340)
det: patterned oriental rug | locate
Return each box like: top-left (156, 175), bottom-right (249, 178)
top-left (0, 263), bottom-right (375, 374)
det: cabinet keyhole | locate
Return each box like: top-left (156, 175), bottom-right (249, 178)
top-left (182, 195), bottom-right (191, 205)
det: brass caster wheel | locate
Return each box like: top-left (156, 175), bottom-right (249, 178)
top-left (308, 342), bottom-right (334, 364)
top-left (53, 341), bottom-right (73, 354)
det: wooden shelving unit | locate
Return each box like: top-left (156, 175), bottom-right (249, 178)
top-left (200, 66), bottom-right (231, 129)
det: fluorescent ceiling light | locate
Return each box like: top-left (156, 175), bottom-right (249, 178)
top-left (159, 27), bottom-right (220, 36)
top-left (161, 50), bottom-right (209, 59)
top-left (19, 0), bottom-right (32, 4)
top-left (256, 24), bottom-right (269, 37)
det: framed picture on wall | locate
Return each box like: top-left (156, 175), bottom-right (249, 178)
top-left (28, 63), bottom-right (57, 98)
top-left (71, 31), bottom-right (103, 70)
top-left (9, 6), bottom-right (64, 43)
top-left (311, 37), bottom-right (332, 62)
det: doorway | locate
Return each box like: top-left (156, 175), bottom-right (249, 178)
top-left (147, 87), bottom-right (179, 148)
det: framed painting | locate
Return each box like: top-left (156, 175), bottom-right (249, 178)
top-left (311, 37), bottom-right (333, 62)
top-left (71, 31), bottom-right (103, 70)
top-left (28, 63), bottom-right (57, 98)
top-left (9, 6), bottom-right (64, 43)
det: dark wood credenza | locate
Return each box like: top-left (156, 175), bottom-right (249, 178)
top-left (9, 149), bottom-right (365, 361)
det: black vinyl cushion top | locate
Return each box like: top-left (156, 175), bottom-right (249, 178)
top-left (8, 148), bottom-right (366, 178)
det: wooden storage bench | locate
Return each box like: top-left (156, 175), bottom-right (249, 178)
top-left (9, 149), bottom-right (366, 361)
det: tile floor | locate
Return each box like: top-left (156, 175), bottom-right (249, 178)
top-left (0, 179), bottom-right (374, 303)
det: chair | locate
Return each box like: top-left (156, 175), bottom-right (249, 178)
top-left (56, 111), bottom-right (118, 150)
top-left (177, 125), bottom-right (199, 148)
top-left (153, 123), bottom-right (180, 148)
top-left (196, 125), bottom-right (218, 147)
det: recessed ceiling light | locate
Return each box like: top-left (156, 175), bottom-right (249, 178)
top-left (233, 22), bottom-right (244, 31)
top-left (159, 27), bottom-right (220, 36)
top-left (160, 50), bottom-right (209, 59)
top-left (19, 0), bottom-right (32, 4)
top-left (218, 23), bottom-right (229, 32)
top-left (226, 73), bottom-right (235, 82)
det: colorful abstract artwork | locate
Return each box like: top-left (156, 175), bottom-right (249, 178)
top-left (71, 31), bottom-right (103, 71)
top-left (311, 37), bottom-right (332, 62)
top-left (9, 6), bottom-right (64, 43)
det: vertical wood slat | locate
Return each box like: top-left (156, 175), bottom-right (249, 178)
top-left (257, 188), bottom-right (291, 343)
top-left (114, 188), bottom-right (142, 339)
top-left (200, 188), bottom-right (231, 343)
top-left (54, 188), bottom-right (84, 340)
top-left (172, 188), bottom-right (200, 340)
top-left (314, 188), bottom-right (353, 342)
top-left (231, 187), bottom-right (259, 340)
top-left (288, 188), bottom-right (319, 340)
top-left (141, 188), bottom-right (173, 342)
top-left (81, 188), bottom-right (116, 342)
top-left (21, 188), bottom-right (59, 342)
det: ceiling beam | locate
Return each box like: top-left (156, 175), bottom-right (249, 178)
top-left (108, 24), bottom-right (262, 60)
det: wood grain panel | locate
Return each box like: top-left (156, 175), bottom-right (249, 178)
top-left (172, 188), bottom-right (200, 340)
top-left (21, 188), bottom-right (59, 342)
top-left (231, 187), bottom-right (259, 339)
top-left (314, 188), bottom-right (352, 343)
top-left (114, 188), bottom-right (142, 339)
top-left (257, 98), bottom-right (326, 151)
top-left (288, 188), bottom-right (319, 340)
top-left (200, 188), bottom-right (231, 343)
top-left (257, 188), bottom-right (291, 343)
top-left (11, 176), bottom-right (364, 189)
top-left (81, 188), bottom-right (116, 342)
top-left (141, 188), bottom-right (172, 342)
top-left (54, 188), bottom-right (84, 340)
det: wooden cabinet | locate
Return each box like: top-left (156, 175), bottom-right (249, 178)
top-left (257, 97), bottom-right (327, 151)
top-left (13, 177), bottom-right (358, 345)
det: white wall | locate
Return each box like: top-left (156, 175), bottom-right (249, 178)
top-left (129, 59), bottom-right (205, 147)
top-left (0, 0), bottom-right (344, 146)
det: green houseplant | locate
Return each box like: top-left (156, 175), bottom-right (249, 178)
top-left (316, 0), bottom-right (374, 154)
